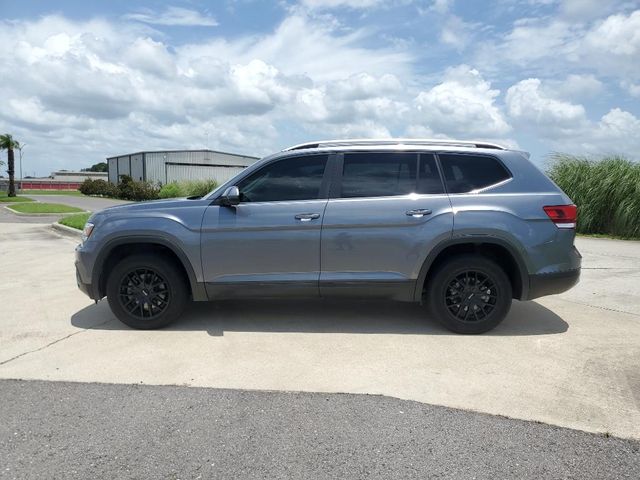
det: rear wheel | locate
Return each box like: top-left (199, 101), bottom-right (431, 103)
top-left (426, 255), bottom-right (512, 334)
top-left (106, 254), bottom-right (189, 329)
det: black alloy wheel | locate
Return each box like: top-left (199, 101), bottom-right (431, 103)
top-left (106, 254), bottom-right (189, 329)
top-left (118, 268), bottom-right (171, 319)
top-left (426, 254), bottom-right (512, 334)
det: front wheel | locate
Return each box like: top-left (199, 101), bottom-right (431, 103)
top-left (106, 254), bottom-right (189, 329)
top-left (426, 255), bottom-right (512, 334)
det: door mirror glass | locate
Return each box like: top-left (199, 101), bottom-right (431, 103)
top-left (220, 186), bottom-right (240, 206)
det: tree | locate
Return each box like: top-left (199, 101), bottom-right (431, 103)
top-left (0, 134), bottom-right (20, 197)
top-left (82, 162), bottom-right (108, 172)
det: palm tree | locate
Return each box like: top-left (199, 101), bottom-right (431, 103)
top-left (0, 134), bottom-right (20, 197)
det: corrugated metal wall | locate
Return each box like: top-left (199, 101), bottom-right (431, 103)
top-left (117, 156), bottom-right (130, 177)
top-left (131, 154), bottom-right (144, 181)
top-left (108, 158), bottom-right (118, 183)
top-left (144, 150), bottom-right (258, 185)
top-left (166, 164), bottom-right (245, 184)
top-left (108, 150), bottom-right (258, 185)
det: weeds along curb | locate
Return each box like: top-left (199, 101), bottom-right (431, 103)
top-left (51, 222), bottom-right (83, 239)
top-left (4, 205), bottom-right (89, 217)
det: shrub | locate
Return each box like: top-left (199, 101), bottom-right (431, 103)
top-left (79, 178), bottom-right (119, 197)
top-left (183, 179), bottom-right (218, 197)
top-left (159, 182), bottom-right (183, 199)
top-left (117, 175), bottom-right (160, 201)
top-left (547, 154), bottom-right (640, 238)
top-left (158, 179), bottom-right (218, 199)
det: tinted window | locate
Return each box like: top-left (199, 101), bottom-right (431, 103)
top-left (341, 152), bottom-right (443, 198)
top-left (237, 155), bottom-right (328, 202)
top-left (439, 154), bottom-right (511, 193)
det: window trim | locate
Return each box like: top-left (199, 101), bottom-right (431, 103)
top-left (214, 153), bottom-right (336, 205)
top-left (332, 150), bottom-right (446, 200)
top-left (434, 152), bottom-right (513, 195)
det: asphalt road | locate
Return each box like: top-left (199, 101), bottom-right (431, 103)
top-left (1, 379), bottom-right (638, 480)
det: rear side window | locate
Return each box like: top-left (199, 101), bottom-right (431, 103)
top-left (237, 155), bottom-right (328, 202)
top-left (341, 152), bottom-right (444, 198)
top-left (439, 154), bottom-right (511, 193)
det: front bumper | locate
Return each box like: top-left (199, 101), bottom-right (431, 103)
top-left (75, 244), bottom-right (99, 300)
top-left (527, 268), bottom-right (581, 300)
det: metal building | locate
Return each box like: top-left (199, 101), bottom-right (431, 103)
top-left (107, 149), bottom-right (259, 185)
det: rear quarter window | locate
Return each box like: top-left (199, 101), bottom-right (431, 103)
top-left (439, 154), bottom-right (511, 193)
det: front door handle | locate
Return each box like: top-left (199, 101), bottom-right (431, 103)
top-left (406, 208), bottom-right (432, 218)
top-left (295, 213), bottom-right (321, 222)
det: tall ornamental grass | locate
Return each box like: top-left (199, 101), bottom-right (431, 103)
top-left (547, 154), bottom-right (640, 238)
top-left (158, 179), bottom-right (218, 199)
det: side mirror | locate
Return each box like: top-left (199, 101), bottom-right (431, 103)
top-left (220, 186), bottom-right (240, 206)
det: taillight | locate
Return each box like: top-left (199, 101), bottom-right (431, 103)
top-left (543, 205), bottom-right (577, 229)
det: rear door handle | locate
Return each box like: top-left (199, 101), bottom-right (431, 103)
top-left (406, 209), bottom-right (432, 218)
top-left (295, 213), bottom-right (321, 222)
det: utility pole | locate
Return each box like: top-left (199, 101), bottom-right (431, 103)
top-left (18, 144), bottom-right (26, 191)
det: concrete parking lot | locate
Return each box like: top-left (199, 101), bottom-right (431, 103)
top-left (0, 220), bottom-right (639, 443)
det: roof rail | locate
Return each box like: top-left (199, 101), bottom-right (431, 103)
top-left (284, 138), bottom-right (507, 151)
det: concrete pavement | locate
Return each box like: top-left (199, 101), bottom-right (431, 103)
top-left (2, 379), bottom-right (638, 480)
top-left (0, 222), bottom-right (639, 440)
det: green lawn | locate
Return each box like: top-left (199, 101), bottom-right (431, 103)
top-left (59, 213), bottom-right (91, 230)
top-left (20, 189), bottom-right (85, 196)
top-left (7, 202), bottom-right (85, 214)
top-left (0, 195), bottom-right (35, 203)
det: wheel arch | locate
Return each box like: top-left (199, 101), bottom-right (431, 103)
top-left (414, 237), bottom-right (529, 302)
top-left (92, 236), bottom-right (208, 301)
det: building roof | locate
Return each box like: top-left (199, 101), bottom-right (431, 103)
top-left (106, 149), bottom-right (259, 161)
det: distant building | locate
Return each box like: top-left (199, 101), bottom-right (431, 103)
top-left (0, 170), bottom-right (108, 191)
top-left (107, 149), bottom-right (259, 185)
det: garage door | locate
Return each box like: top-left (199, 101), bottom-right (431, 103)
top-left (165, 164), bottom-right (245, 184)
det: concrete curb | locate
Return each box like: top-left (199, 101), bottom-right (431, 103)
top-left (4, 205), bottom-right (89, 217)
top-left (51, 222), bottom-right (83, 239)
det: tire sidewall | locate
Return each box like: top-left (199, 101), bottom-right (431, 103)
top-left (427, 255), bottom-right (512, 334)
top-left (106, 254), bottom-right (188, 329)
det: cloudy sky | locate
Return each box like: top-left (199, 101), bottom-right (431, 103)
top-left (1, 0), bottom-right (638, 176)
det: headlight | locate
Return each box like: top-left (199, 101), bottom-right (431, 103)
top-left (81, 222), bottom-right (95, 242)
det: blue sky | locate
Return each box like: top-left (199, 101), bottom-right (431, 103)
top-left (1, 0), bottom-right (638, 175)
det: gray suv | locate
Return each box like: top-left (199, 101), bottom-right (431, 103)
top-left (75, 139), bottom-right (581, 334)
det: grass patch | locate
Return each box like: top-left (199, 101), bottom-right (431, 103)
top-left (20, 189), bottom-right (85, 196)
top-left (7, 202), bottom-right (85, 214)
top-left (59, 213), bottom-right (91, 230)
top-left (0, 195), bottom-right (35, 203)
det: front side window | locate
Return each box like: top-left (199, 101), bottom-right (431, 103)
top-left (340, 152), bottom-right (443, 198)
top-left (439, 154), bottom-right (511, 193)
top-left (237, 155), bottom-right (328, 202)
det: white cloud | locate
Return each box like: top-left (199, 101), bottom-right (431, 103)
top-left (428, 0), bottom-right (454, 14)
top-left (477, 9), bottom-right (640, 83)
top-left (413, 65), bottom-right (512, 137)
top-left (506, 77), bottom-right (640, 156)
top-left (300, 0), bottom-right (385, 9)
top-left (0, 13), bottom-right (414, 173)
top-left (124, 6), bottom-right (218, 27)
top-left (506, 78), bottom-right (587, 134)
top-left (621, 81), bottom-right (640, 98)
top-left (440, 15), bottom-right (474, 50)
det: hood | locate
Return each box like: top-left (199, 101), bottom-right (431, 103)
top-left (94, 197), bottom-right (211, 218)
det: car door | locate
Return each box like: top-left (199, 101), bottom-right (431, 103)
top-left (201, 153), bottom-right (331, 298)
top-left (320, 151), bottom-right (454, 300)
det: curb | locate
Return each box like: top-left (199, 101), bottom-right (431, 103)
top-left (4, 205), bottom-right (90, 217)
top-left (51, 222), bottom-right (83, 238)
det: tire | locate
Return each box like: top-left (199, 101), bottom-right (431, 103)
top-left (106, 254), bottom-right (189, 329)
top-left (426, 254), bottom-right (512, 334)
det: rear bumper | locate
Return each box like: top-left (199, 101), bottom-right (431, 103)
top-left (527, 268), bottom-right (580, 300)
